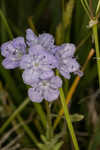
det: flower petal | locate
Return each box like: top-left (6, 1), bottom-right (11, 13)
top-left (1, 41), bottom-right (14, 57)
top-left (60, 70), bottom-right (71, 79)
top-left (29, 45), bottom-right (45, 55)
top-left (41, 53), bottom-right (58, 68)
top-left (26, 29), bottom-right (38, 46)
top-left (44, 87), bottom-right (59, 102)
top-left (56, 44), bottom-right (76, 59)
top-left (40, 70), bottom-right (54, 80)
top-left (38, 33), bottom-right (54, 51)
top-left (50, 76), bottom-right (62, 88)
top-left (22, 69), bottom-right (40, 85)
top-left (2, 58), bottom-right (19, 69)
top-left (59, 65), bottom-right (71, 79)
top-left (28, 88), bottom-right (43, 102)
top-left (12, 37), bottom-right (26, 54)
top-left (20, 55), bottom-right (32, 69)
top-left (63, 58), bottom-right (80, 72)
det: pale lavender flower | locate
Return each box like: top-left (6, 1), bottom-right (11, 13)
top-left (28, 76), bottom-right (62, 102)
top-left (20, 45), bottom-right (58, 85)
top-left (26, 28), bottom-right (55, 53)
top-left (26, 29), bottom-right (38, 46)
top-left (1, 37), bottom-right (26, 69)
top-left (55, 44), bottom-right (82, 79)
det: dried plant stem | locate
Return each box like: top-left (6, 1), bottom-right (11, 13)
top-left (0, 98), bottom-right (30, 134)
top-left (17, 116), bottom-right (38, 145)
top-left (92, 23), bottom-right (100, 87)
top-left (59, 87), bottom-right (80, 150)
top-left (89, 0), bottom-right (93, 17)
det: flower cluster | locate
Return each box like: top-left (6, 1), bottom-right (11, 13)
top-left (1, 37), bottom-right (26, 69)
top-left (0, 29), bottom-right (82, 102)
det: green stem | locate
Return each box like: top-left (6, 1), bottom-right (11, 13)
top-left (1, 0), bottom-right (7, 42)
top-left (62, 0), bottom-right (65, 42)
top-left (92, 23), bottom-right (100, 87)
top-left (46, 102), bottom-right (53, 139)
top-left (0, 98), bottom-right (30, 134)
top-left (9, 100), bottom-right (39, 146)
top-left (80, 0), bottom-right (90, 18)
top-left (59, 88), bottom-right (80, 150)
top-left (0, 9), bottom-right (13, 39)
top-left (33, 103), bottom-right (47, 128)
top-left (96, 0), bottom-right (100, 15)
top-left (17, 115), bottom-right (39, 146)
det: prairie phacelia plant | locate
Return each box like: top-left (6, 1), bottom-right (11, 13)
top-left (0, 29), bottom-right (82, 103)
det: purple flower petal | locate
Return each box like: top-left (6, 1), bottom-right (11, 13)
top-left (60, 69), bottom-right (71, 79)
top-left (63, 58), bottom-right (80, 72)
top-left (26, 29), bottom-right (38, 46)
top-left (12, 37), bottom-right (26, 54)
top-left (50, 76), bottom-right (62, 88)
top-left (22, 69), bottom-right (40, 85)
top-left (44, 87), bottom-right (59, 102)
top-left (1, 37), bottom-right (26, 69)
top-left (29, 45), bottom-right (46, 55)
top-left (56, 44), bottom-right (76, 59)
top-left (20, 44), bottom-right (58, 84)
top-left (28, 88), bottom-right (43, 102)
top-left (2, 58), bottom-right (19, 69)
top-left (38, 33), bottom-right (54, 51)
top-left (40, 70), bottom-right (54, 80)
top-left (55, 43), bottom-right (82, 79)
top-left (41, 53), bottom-right (58, 68)
top-left (1, 41), bottom-right (14, 57)
top-left (30, 75), bottom-right (62, 102)
top-left (20, 55), bottom-right (32, 69)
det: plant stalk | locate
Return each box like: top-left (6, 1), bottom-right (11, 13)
top-left (0, 98), bottom-right (30, 134)
top-left (59, 88), bottom-right (80, 150)
top-left (92, 23), bottom-right (100, 87)
top-left (46, 102), bottom-right (53, 139)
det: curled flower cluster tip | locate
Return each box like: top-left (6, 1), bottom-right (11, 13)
top-left (0, 29), bottom-right (82, 103)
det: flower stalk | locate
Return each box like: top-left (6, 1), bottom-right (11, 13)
top-left (92, 20), bottom-right (100, 87)
top-left (59, 87), bottom-right (80, 150)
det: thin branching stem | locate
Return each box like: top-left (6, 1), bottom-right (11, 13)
top-left (89, 0), bottom-right (94, 17)
top-left (96, 0), bottom-right (100, 15)
top-left (84, 0), bottom-right (91, 13)
top-left (80, 0), bottom-right (91, 18)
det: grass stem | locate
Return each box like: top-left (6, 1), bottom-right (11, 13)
top-left (92, 23), bottom-right (100, 87)
top-left (59, 87), bottom-right (80, 150)
top-left (0, 98), bottom-right (30, 134)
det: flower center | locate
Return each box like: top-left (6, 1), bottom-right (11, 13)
top-left (42, 81), bottom-right (48, 87)
top-left (34, 63), bottom-right (39, 67)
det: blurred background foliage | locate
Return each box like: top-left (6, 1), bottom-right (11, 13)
top-left (0, 0), bottom-right (100, 150)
